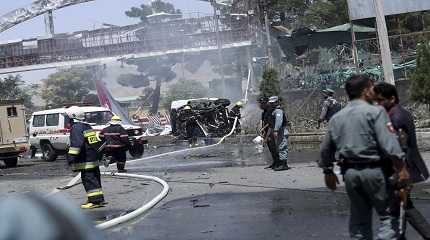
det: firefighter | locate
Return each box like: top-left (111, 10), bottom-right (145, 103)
top-left (99, 115), bottom-right (129, 173)
top-left (66, 106), bottom-right (106, 209)
top-left (180, 105), bottom-right (199, 147)
top-left (229, 101), bottom-right (243, 133)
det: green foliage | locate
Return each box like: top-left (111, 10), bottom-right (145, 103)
top-left (259, 68), bottom-right (280, 97)
top-left (304, 0), bottom-right (349, 28)
top-left (117, 73), bottom-right (150, 88)
top-left (267, 0), bottom-right (309, 14)
top-left (410, 43), bottom-right (430, 106)
top-left (41, 68), bottom-right (95, 108)
top-left (260, 0), bottom-right (348, 29)
top-left (162, 79), bottom-right (209, 110)
top-left (125, 0), bottom-right (181, 23)
top-left (0, 75), bottom-right (34, 110)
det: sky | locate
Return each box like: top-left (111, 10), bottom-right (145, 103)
top-left (0, 0), bottom-right (212, 85)
top-left (0, 0), bottom-right (212, 41)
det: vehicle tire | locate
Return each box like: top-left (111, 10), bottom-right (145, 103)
top-left (41, 143), bottom-right (58, 162)
top-left (129, 143), bottom-right (144, 158)
top-left (4, 157), bottom-right (18, 168)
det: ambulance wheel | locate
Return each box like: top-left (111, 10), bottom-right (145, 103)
top-left (4, 157), bottom-right (18, 168)
top-left (129, 144), bottom-right (144, 158)
top-left (41, 143), bottom-right (58, 162)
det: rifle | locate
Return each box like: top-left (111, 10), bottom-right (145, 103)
top-left (399, 188), bottom-right (408, 235)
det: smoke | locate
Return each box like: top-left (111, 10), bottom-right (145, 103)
top-left (240, 102), bottom-right (261, 134)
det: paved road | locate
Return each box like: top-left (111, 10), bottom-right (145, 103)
top-left (107, 190), bottom-right (430, 240)
top-left (2, 143), bottom-right (430, 239)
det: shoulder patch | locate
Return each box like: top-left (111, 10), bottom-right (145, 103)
top-left (386, 122), bottom-right (396, 133)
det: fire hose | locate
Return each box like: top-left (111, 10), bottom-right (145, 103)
top-left (50, 117), bottom-right (239, 230)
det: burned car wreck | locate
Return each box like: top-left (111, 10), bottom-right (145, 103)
top-left (170, 98), bottom-right (242, 139)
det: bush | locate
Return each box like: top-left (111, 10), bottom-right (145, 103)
top-left (259, 68), bottom-right (280, 97)
top-left (410, 42), bottom-right (430, 109)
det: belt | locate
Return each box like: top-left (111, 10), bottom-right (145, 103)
top-left (342, 160), bottom-right (383, 170)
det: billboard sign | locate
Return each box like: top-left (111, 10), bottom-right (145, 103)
top-left (347, 0), bottom-right (430, 20)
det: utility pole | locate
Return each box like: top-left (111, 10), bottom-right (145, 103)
top-left (373, 0), bottom-right (395, 84)
top-left (212, 0), bottom-right (226, 97)
top-left (264, 10), bottom-right (273, 68)
top-left (44, 10), bottom-right (55, 36)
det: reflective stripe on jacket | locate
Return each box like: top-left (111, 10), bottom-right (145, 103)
top-left (68, 121), bottom-right (101, 171)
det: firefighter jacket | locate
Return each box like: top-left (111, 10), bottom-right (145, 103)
top-left (67, 121), bottom-right (101, 172)
top-left (99, 124), bottom-right (129, 149)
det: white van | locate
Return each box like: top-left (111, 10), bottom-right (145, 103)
top-left (29, 106), bottom-right (146, 161)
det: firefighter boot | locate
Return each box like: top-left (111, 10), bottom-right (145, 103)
top-left (406, 208), bottom-right (430, 239)
top-left (117, 162), bottom-right (127, 173)
top-left (81, 202), bottom-right (104, 209)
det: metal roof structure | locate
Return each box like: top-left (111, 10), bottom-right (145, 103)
top-left (317, 23), bottom-right (375, 33)
top-left (0, 0), bottom-right (95, 33)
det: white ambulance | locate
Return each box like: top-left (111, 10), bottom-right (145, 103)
top-left (29, 106), bottom-right (146, 161)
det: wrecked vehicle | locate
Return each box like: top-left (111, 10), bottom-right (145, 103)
top-left (170, 98), bottom-right (242, 138)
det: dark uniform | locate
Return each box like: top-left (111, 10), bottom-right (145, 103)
top-left (388, 104), bottom-right (430, 239)
top-left (319, 96), bottom-right (340, 122)
top-left (99, 123), bottom-right (129, 172)
top-left (320, 99), bottom-right (405, 239)
top-left (259, 97), bottom-right (273, 169)
top-left (68, 121), bottom-right (105, 206)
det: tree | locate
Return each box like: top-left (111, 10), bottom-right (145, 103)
top-left (0, 75), bottom-right (34, 110)
top-left (122, 0), bottom-right (181, 113)
top-left (41, 68), bottom-right (95, 108)
top-left (259, 0), bottom-right (348, 29)
top-left (123, 1), bottom-right (182, 114)
top-left (259, 68), bottom-right (280, 97)
top-left (410, 42), bottom-right (430, 109)
top-left (119, 57), bottom-right (178, 114)
top-left (125, 0), bottom-right (181, 24)
top-left (303, 0), bottom-right (349, 29)
top-left (162, 79), bottom-right (209, 110)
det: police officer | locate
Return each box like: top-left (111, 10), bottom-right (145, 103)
top-left (258, 96), bottom-right (274, 169)
top-left (267, 96), bottom-right (289, 171)
top-left (258, 96), bottom-right (270, 137)
top-left (66, 106), bottom-right (106, 209)
top-left (318, 88), bottom-right (341, 126)
top-left (99, 115), bottom-right (129, 173)
top-left (374, 82), bottom-right (430, 239)
top-left (320, 75), bottom-right (408, 239)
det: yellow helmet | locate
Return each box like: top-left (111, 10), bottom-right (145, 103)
top-left (235, 101), bottom-right (243, 107)
top-left (183, 105), bottom-right (191, 110)
top-left (111, 115), bottom-right (121, 122)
